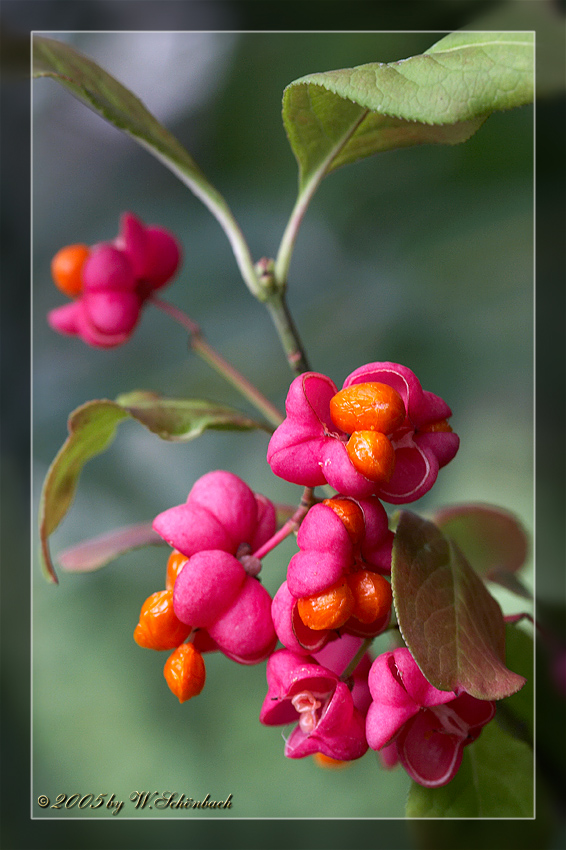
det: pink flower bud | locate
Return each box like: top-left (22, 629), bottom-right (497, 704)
top-left (207, 576), bottom-right (277, 664)
top-left (260, 647), bottom-right (368, 761)
top-left (48, 212), bottom-right (181, 349)
top-left (153, 471), bottom-right (277, 667)
top-left (153, 470), bottom-right (275, 558)
top-left (366, 647), bottom-right (495, 787)
top-left (82, 245), bottom-right (137, 291)
top-left (267, 363), bottom-right (459, 503)
top-left (173, 550), bottom-right (246, 628)
top-left (82, 290), bottom-right (140, 336)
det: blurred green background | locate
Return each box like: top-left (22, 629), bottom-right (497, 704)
top-left (31, 26), bottom-right (536, 824)
top-left (3, 2), bottom-right (557, 842)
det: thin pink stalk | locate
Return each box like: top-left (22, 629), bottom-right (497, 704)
top-left (504, 611), bottom-right (552, 643)
top-left (252, 487), bottom-right (314, 560)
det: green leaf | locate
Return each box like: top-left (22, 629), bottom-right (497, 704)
top-left (38, 394), bottom-right (267, 583)
top-left (431, 503), bottom-right (531, 598)
top-left (57, 522), bottom-right (165, 573)
top-left (33, 36), bottom-right (207, 186)
top-left (32, 37), bottom-right (260, 296)
top-left (113, 391), bottom-right (270, 438)
top-left (406, 721), bottom-right (534, 817)
top-left (391, 511), bottom-right (526, 700)
top-left (283, 31), bottom-right (533, 192)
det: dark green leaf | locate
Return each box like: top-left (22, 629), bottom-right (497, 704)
top-left (432, 503), bottom-right (531, 598)
top-left (283, 31), bottom-right (533, 192)
top-left (392, 511), bottom-right (525, 700)
top-left (406, 721), bottom-right (534, 818)
top-left (39, 394), bottom-right (267, 583)
top-left (497, 623), bottom-right (534, 743)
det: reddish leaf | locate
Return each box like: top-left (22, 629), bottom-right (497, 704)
top-left (392, 511), bottom-right (526, 700)
top-left (58, 522), bottom-right (165, 573)
top-left (431, 503), bottom-right (531, 598)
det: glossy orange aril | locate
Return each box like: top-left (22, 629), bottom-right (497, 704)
top-left (296, 578), bottom-right (355, 631)
top-left (313, 753), bottom-right (350, 769)
top-left (163, 642), bottom-right (206, 703)
top-left (330, 382), bottom-right (405, 435)
top-left (322, 497), bottom-right (365, 545)
top-left (51, 244), bottom-right (90, 298)
top-left (166, 549), bottom-right (189, 590)
top-left (348, 570), bottom-right (392, 624)
top-left (346, 430), bottom-right (396, 483)
top-left (420, 419), bottom-right (453, 433)
top-left (134, 589), bottom-right (192, 650)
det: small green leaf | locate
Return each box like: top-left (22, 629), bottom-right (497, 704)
top-left (39, 401), bottom-right (128, 583)
top-left (283, 31), bottom-right (533, 192)
top-left (33, 36), bottom-right (206, 186)
top-left (58, 522), bottom-right (165, 573)
top-left (431, 503), bottom-right (531, 598)
top-left (113, 391), bottom-right (270, 439)
top-left (38, 394), bottom-right (267, 583)
top-left (392, 511), bottom-right (526, 700)
top-left (406, 721), bottom-right (533, 818)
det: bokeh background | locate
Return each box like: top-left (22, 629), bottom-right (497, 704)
top-left (32, 24), bottom-right (535, 814)
top-left (1, 2), bottom-right (564, 848)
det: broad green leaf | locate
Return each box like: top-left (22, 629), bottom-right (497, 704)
top-left (468, 0), bottom-right (566, 97)
top-left (57, 522), bottom-right (165, 573)
top-left (39, 394), bottom-right (267, 583)
top-left (391, 511), bottom-right (525, 700)
top-left (431, 503), bottom-right (531, 598)
top-left (406, 722), bottom-right (534, 818)
top-left (283, 31), bottom-right (533, 192)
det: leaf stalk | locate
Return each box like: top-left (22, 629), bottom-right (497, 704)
top-left (151, 297), bottom-right (284, 428)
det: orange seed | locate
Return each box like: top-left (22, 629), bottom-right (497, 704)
top-left (51, 244), bottom-right (90, 298)
top-left (163, 643), bottom-right (206, 703)
top-left (166, 549), bottom-right (189, 590)
top-left (347, 570), bottom-right (392, 624)
top-left (296, 578), bottom-right (355, 631)
top-left (420, 419), bottom-right (453, 433)
top-left (134, 589), bottom-right (192, 650)
top-left (322, 497), bottom-right (365, 545)
top-left (313, 753), bottom-right (350, 769)
top-left (346, 431), bottom-right (396, 483)
top-left (330, 382), bottom-right (405, 435)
